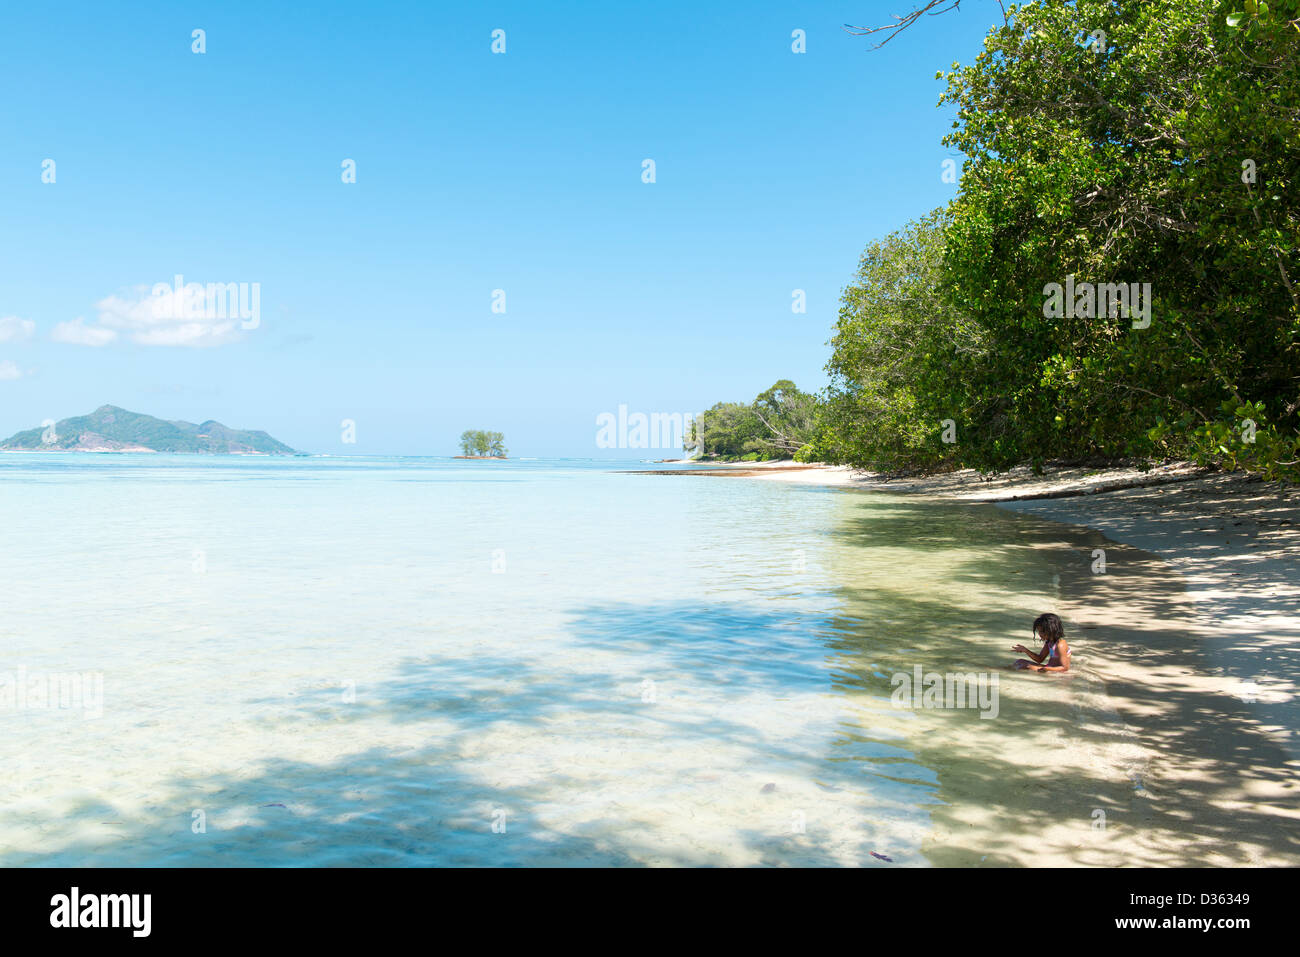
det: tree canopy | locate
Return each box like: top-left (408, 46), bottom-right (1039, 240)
top-left (814, 0), bottom-right (1300, 479)
top-left (688, 380), bottom-right (821, 460)
top-left (459, 430), bottom-right (507, 457)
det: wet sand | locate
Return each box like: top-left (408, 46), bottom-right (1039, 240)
top-left (654, 461), bottom-right (1300, 865)
top-left (991, 476), bottom-right (1300, 866)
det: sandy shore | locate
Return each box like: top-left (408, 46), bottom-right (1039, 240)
top-left (652, 460), bottom-right (1300, 865)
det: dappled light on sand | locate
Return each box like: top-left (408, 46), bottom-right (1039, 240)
top-left (2, 457), bottom-right (1294, 865)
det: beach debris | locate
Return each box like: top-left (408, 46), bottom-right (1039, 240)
top-left (870, 851), bottom-right (893, 862)
top-left (761, 783), bottom-right (777, 794)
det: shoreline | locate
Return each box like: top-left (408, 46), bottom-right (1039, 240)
top-left (640, 458), bottom-right (1211, 499)
top-left (648, 459), bottom-right (1300, 864)
top-left (993, 475), bottom-right (1300, 865)
top-left (0, 448), bottom-right (287, 455)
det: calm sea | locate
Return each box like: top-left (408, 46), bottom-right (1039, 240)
top-left (0, 454), bottom-right (1086, 866)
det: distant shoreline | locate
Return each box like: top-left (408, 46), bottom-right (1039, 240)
top-left (0, 447), bottom-right (287, 455)
top-left (453, 455), bottom-right (508, 460)
top-left (633, 459), bottom-right (1212, 501)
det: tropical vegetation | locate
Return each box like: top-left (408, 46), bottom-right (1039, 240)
top-left (459, 429), bottom-right (507, 457)
top-left (798, 0), bottom-right (1299, 480)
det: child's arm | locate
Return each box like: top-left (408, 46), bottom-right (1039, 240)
top-left (1010, 642), bottom-right (1047, 662)
top-left (1028, 642), bottom-right (1071, 672)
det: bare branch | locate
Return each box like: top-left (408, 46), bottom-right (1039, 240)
top-left (843, 0), bottom-right (964, 49)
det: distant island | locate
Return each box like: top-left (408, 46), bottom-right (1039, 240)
top-left (458, 429), bottom-right (506, 459)
top-left (0, 405), bottom-right (298, 454)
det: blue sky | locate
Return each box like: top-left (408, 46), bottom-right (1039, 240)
top-left (0, 1), bottom-right (996, 456)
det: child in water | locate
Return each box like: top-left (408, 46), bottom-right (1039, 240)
top-left (1011, 613), bottom-right (1071, 672)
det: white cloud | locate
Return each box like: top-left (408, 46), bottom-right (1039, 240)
top-left (0, 360), bottom-right (23, 380)
top-left (0, 316), bottom-right (35, 343)
top-left (48, 281), bottom-right (258, 349)
top-left (95, 283), bottom-right (248, 347)
top-left (52, 317), bottom-right (119, 347)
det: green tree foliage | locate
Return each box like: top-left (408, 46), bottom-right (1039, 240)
top-left (811, 210), bottom-right (981, 471)
top-left (825, 0), bottom-right (1300, 478)
top-left (753, 380), bottom-right (821, 455)
top-left (459, 429), bottom-right (507, 457)
top-left (688, 381), bottom-right (821, 460)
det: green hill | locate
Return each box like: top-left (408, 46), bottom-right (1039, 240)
top-left (0, 405), bottom-right (297, 454)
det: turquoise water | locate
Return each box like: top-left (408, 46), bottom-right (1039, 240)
top-left (0, 454), bottom-right (1079, 866)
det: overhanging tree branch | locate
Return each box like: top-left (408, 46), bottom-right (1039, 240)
top-left (843, 1), bottom-right (965, 49)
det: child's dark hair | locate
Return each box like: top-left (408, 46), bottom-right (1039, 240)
top-left (1033, 613), bottom-right (1064, 642)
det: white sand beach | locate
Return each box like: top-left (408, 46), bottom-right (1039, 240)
top-left (678, 460), bottom-right (1300, 865)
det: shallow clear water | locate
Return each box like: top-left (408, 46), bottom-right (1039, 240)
top-left (0, 455), bottom-right (1088, 866)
